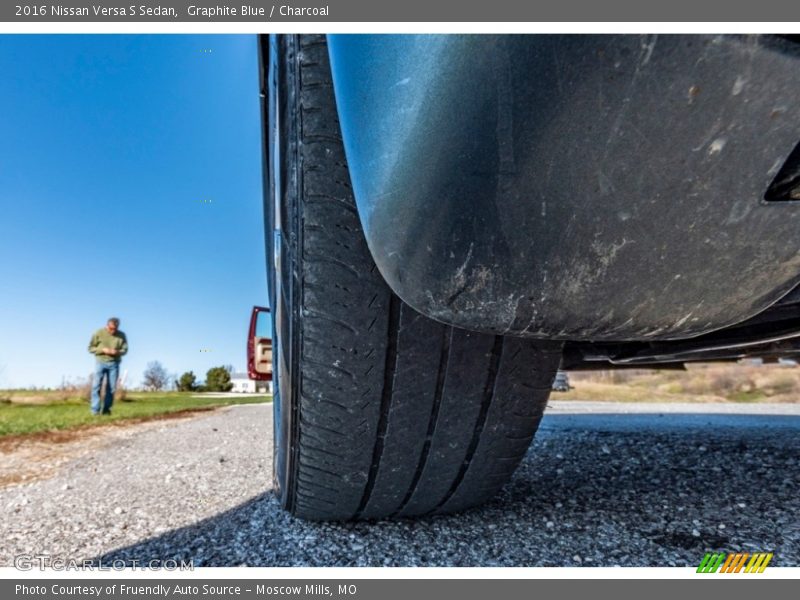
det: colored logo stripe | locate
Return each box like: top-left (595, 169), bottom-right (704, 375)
top-left (745, 553), bottom-right (773, 573)
top-left (720, 553), bottom-right (748, 573)
top-left (697, 553), bottom-right (726, 573)
top-left (697, 552), bottom-right (773, 573)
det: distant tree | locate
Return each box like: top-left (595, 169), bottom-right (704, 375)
top-left (177, 371), bottom-right (197, 392)
top-left (205, 366), bottom-right (233, 392)
top-left (143, 361), bottom-right (169, 391)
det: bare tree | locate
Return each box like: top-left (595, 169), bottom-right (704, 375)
top-left (142, 361), bottom-right (169, 392)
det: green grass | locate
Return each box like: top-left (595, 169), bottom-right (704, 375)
top-left (727, 390), bottom-right (767, 403)
top-left (0, 391), bottom-right (271, 438)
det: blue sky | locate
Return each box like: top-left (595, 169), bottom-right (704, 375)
top-left (0, 35), bottom-right (270, 388)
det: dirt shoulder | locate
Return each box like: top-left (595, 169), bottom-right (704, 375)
top-left (0, 408), bottom-right (219, 488)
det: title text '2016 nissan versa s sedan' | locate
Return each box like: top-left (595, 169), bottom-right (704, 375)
top-left (248, 34), bottom-right (800, 520)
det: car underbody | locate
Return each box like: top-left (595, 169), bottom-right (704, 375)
top-left (563, 283), bottom-right (800, 369)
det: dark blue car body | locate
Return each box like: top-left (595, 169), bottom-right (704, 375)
top-left (325, 35), bottom-right (800, 363)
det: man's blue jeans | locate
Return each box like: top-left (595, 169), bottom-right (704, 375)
top-left (91, 360), bottom-right (119, 415)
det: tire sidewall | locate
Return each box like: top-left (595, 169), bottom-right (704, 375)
top-left (268, 34), bottom-right (299, 512)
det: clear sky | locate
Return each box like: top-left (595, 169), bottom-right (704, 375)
top-left (0, 34), bottom-right (270, 388)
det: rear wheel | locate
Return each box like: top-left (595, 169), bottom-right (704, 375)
top-left (267, 34), bottom-right (562, 520)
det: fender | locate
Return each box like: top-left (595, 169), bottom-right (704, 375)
top-left (327, 34), bottom-right (800, 341)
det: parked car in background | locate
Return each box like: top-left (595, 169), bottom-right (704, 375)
top-left (552, 371), bottom-right (572, 392)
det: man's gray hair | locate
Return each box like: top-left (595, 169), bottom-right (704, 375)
top-left (108, 317), bottom-right (120, 326)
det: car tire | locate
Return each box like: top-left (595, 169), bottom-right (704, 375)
top-left (267, 34), bottom-right (562, 520)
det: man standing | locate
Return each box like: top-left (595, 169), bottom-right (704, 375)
top-left (87, 317), bottom-right (128, 415)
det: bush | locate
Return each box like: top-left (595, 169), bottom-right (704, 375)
top-left (177, 371), bottom-right (197, 392)
top-left (205, 366), bottom-right (233, 392)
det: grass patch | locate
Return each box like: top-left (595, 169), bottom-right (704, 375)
top-left (727, 390), bottom-right (767, 403)
top-left (0, 391), bottom-right (271, 438)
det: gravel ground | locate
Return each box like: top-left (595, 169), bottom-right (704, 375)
top-left (1, 402), bottom-right (798, 567)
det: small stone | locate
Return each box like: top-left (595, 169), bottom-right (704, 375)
top-left (573, 555), bottom-right (582, 563)
top-left (114, 507), bottom-right (123, 515)
top-left (692, 529), bottom-right (701, 537)
top-left (718, 524), bottom-right (726, 529)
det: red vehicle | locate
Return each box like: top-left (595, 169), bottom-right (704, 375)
top-left (247, 306), bottom-right (272, 385)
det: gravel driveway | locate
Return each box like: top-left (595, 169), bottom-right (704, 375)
top-left (1, 401), bottom-right (798, 567)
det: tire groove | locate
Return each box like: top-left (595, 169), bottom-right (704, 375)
top-left (305, 193), bottom-right (358, 214)
top-left (353, 294), bottom-right (401, 519)
top-left (298, 463), bottom-right (343, 478)
top-left (300, 443), bottom-right (346, 458)
top-left (392, 326), bottom-right (452, 516)
top-left (431, 336), bottom-right (504, 514)
top-left (296, 492), bottom-right (336, 506)
top-left (298, 417), bottom-right (348, 437)
top-left (303, 357), bottom-right (357, 380)
top-left (304, 254), bottom-right (361, 278)
top-left (301, 395), bottom-right (352, 412)
top-left (303, 309), bottom-right (358, 334)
